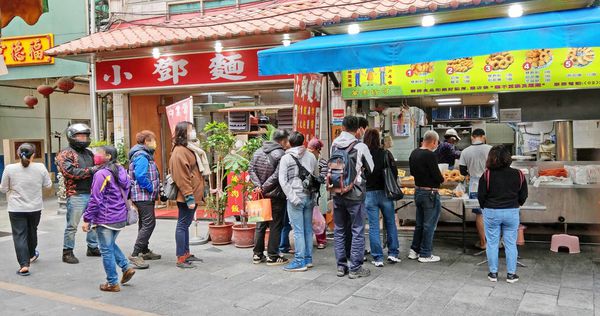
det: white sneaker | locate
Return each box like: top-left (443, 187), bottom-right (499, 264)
top-left (387, 256), bottom-right (401, 264)
top-left (371, 261), bottom-right (384, 267)
top-left (418, 255), bottom-right (441, 263)
top-left (408, 249), bottom-right (419, 260)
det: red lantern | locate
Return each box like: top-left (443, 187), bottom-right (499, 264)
top-left (24, 95), bottom-right (38, 108)
top-left (37, 85), bottom-right (54, 97)
top-left (56, 77), bottom-right (75, 93)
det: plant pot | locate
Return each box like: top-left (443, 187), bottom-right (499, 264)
top-left (208, 222), bottom-right (234, 245)
top-left (232, 223), bottom-right (256, 248)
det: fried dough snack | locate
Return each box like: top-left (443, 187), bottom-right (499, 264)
top-left (447, 58), bottom-right (473, 73)
top-left (526, 49), bottom-right (552, 68)
top-left (567, 47), bottom-right (595, 67)
top-left (486, 52), bottom-right (514, 71)
top-left (410, 62), bottom-right (434, 75)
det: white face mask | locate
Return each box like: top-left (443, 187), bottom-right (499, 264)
top-left (188, 129), bottom-right (197, 141)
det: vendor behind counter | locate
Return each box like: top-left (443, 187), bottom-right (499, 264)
top-left (435, 129), bottom-right (461, 169)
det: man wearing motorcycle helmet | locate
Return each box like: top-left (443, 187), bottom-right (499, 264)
top-left (56, 123), bottom-right (100, 264)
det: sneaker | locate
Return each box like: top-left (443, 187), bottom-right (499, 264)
top-left (141, 249), bottom-right (161, 261)
top-left (408, 249), bottom-right (419, 260)
top-left (488, 272), bottom-right (498, 282)
top-left (86, 246), bottom-right (101, 257)
top-left (371, 261), bottom-right (384, 267)
top-left (129, 256), bottom-right (149, 269)
top-left (506, 273), bottom-right (519, 284)
top-left (99, 283), bottom-right (120, 292)
top-left (253, 254), bottom-right (266, 264)
top-left (336, 266), bottom-right (348, 277)
top-left (121, 268), bottom-right (135, 284)
top-left (283, 260), bottom-right (307, 272)
top-left (62, 250), bottom-right (79, 264)
top-left (305, 259), bottom-right (314, 269)
top-left (418, 255), bottom-right (441, 263)
top-left (185, 254), bottom-right (203, 263)
top-left (349, 266), bottom-right (371, 279)
top-left (266, 256), bottom-right (289, 266)
top-left (387, 256), bottom-right (401, 264)
top-left (176, 261), bottom-right (195, 269)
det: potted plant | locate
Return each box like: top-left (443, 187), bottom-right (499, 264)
top-left (203, 122), bottom-right (237, 245)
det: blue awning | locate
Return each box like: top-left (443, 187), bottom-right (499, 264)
top-left (258, 7), bottom-right (600, 75)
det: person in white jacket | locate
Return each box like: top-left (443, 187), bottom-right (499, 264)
top-left (0, 143), bottom-right (52, 276)
top-left (278, 131), bottom-right (317, 272)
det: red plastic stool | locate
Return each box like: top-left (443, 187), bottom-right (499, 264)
top-left (550, 234), bottom-right (580, 254)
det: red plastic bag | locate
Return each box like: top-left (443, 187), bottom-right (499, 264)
top-left (312, 206), bottom-right (326, 235)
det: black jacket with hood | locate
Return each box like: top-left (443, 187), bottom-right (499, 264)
top-left (248, 141), bottom-right (286, 199)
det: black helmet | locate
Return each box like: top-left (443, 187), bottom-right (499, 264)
top-left (66, 123), bottom-right (91, 150)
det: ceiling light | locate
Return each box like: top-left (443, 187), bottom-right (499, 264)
top-left (282, 39), bottom-right (291, 47)
top-left (277, 89), bottom-right (294, 92)
top-left (214, 41), bottom-right (223, 53)
top-left (199, 92), bottom-right (227, 96)
top-left (437, 101), bottom-right (462, 106)
top-left (152, 47), bottom-right (160, 59)
top-left (283, 34), bottom-right (290, 40)
top-left (508, 4), bottom-right (523, 18)
top-left (435, 98), bottom-right (461, 102)
top-left (347, 24), bottom-right (360, 35)
top-left (421, 15), bottom-right (436, 27)
top-left (228, 95), bottom-right (254, 99)
top-left (488, 99), bottom-right (496, 104)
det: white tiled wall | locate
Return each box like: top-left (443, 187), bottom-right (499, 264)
top-left (574, 120), bottom-right (600, 148)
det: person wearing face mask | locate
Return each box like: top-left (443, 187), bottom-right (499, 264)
top-left (82, 146), bottom-right (135, 292)
top-left (56, 123), bottom-right (100, 264)
top-left (1, 143), bottom-right (52, 276)
top-left (169, 122), bottom-right (205, 269)
top-left (127, 131), bottom-right (161, 269)
top-left (408, 130), bottom-right (445, 263)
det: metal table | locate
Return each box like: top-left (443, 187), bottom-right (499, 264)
top-left (395, 196), bottom-right (467, 254)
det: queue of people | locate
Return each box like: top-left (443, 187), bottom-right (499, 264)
top-left (1, 117), bottom-right (528, 289)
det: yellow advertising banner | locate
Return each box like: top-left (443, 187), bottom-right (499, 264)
top-left (342, 47), bottom-right (600, 99)
top-left (0, 34), bottom-right (54, 67)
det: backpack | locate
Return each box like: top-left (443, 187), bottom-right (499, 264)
top-left (290, 155), bottom-right (322, 194)
top-left (326, 141), bottom-right (358, 194)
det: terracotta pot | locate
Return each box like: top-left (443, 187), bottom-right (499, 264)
top-left (208, 222), bottom-right (234, 245)
top-left (232, 223), bottom-right (256, 248)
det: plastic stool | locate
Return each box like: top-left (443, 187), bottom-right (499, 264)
top-left (550, 234), bottom-right (580, 254)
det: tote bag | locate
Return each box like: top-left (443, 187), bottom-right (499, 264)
top-left (247, 194), bottom-right (273, 223)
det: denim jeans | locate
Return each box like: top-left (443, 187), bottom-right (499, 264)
top-left (287, 198), bottom-right (314, 265)
top-left (64, 194), bottom-right (98, 250)
top-left (333, 197), bottom-right (365, 272)
top-left (96, 226), bottom-right (130, 285)
top-left (176, 202), bottom-right (196, 257)
top-left (366, 190), bottom-right (399, 261)
top-left (279, 208), bottom-right (292, 253)
top-left (483, 208), bottom-right (519, 274)
top-left (410, 190), bottom-right (441, 257)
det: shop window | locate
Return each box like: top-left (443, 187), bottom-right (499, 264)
top-left (168, 1), bottom-right (202, 14)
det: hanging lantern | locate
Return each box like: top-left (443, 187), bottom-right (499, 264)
top-left (24, 95), bottom-right (38, 108)
top-left (56, 77), bottom-right (75, 93)
top-left (37, 85), bottom-right (54, 97)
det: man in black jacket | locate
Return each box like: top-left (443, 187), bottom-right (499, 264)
top-left (55, 123), bottom-right (99, 264)
top-left (249, 129), bottom-right (290, 265)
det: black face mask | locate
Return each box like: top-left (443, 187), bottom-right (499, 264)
top-left (72, 140), bottom-right (91, 150)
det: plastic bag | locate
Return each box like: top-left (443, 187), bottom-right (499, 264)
top-left (312, 206), bottom-right (326, 235)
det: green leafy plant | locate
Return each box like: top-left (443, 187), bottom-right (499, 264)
top-left (89, 139), bottom-right (110, 148)
top-left (116, 141), bottom-right (129, 166)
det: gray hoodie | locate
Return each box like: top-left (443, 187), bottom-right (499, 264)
top-left (278, 146), bottom-right (317, 206)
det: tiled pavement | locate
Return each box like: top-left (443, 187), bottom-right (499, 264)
top-left (0, 199), bottom-right (599, 315)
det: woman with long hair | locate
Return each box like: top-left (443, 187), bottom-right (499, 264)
top-left (169, 121), bottom-right (204, 269)
top-left (0, 143), bottom-right (52, 276)
top-left (478, 145), bottom-right (528, 284)
top-left (82, 145), bottom-right (135, 292)
top-left (363, 129), bottom-right (400, 267)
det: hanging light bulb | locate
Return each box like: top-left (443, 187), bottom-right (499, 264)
top-left (215, 41), bottom-right (223, 53)
top-left (347, 24), bottom-right (360, 35)
top-left (152, 47), bottom-right (161, 59)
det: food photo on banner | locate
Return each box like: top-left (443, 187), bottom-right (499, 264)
top-left (293, 74), bottom-right (322, 143)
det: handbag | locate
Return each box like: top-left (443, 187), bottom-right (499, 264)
top-left (383, 150), bottom-right (404, 201)
top-left (246, 193), bottom-right (273, 223)
top-left (118, 186), bottom-right (138, 226)
top-left (162, 173), bottom-right (179, 201)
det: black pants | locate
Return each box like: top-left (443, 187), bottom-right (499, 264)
top-left (132, 201), bottom-right (157, 256)
top-left (9, 211), bottom-right (41, 268)
top-left (253, 198), bottom-right (286, 259)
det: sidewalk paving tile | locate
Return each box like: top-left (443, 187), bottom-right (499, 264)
top-left (558, 287), bottom-right (594, 310)
top-left (518, 292), bottom-right (558, 315)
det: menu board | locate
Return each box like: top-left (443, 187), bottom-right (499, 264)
top-left (341, 47), bottom-right (599, 99)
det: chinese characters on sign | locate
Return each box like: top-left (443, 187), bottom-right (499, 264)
top-left (0, 34), bottom-right (54, 67)
top-left (342, 47), bottom-right (600, 98)
top-left (226, 172), bottom-right (248, 218)
top-left (165, 97), bottom-right (194, 136)
top-left (293, 74), bottom-right (322, 143)
top-left (96, 48), bottom-right (291, 91)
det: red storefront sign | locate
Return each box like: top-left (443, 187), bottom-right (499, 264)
top-left (293, 74), bottom-right (322, 143)
top-left (96, 48), bottom-right (291, 91)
